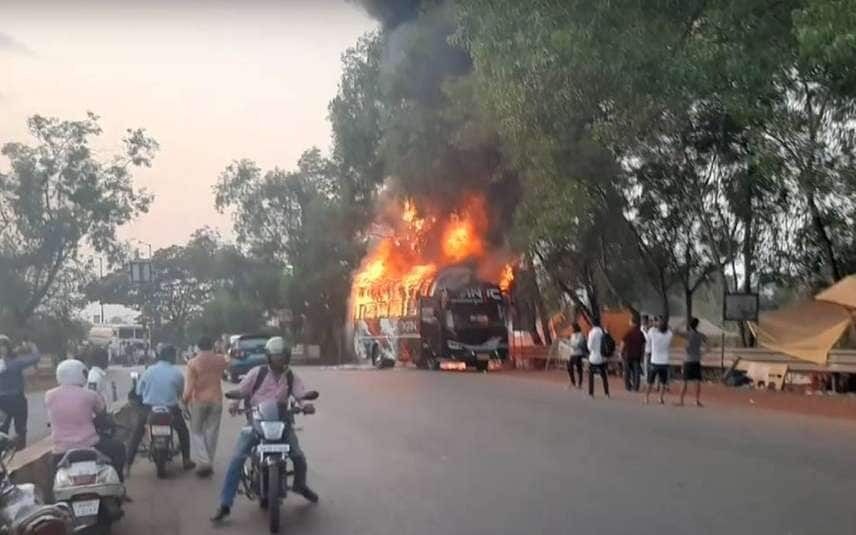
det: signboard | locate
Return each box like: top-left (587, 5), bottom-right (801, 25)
top-left (129, 261), bottom-right (152, 284)
top-left (723, 292), bottom-right (759, 321)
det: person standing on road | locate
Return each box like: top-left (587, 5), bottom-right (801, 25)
top-left (0, 335), bottom-right (41, 449)
top-left (645, 317), bottom-right (673, 405)
top-left (677, 317), bottom-right (707, 407)
top-left (566, 323), bottom-right (586, 389)
top-left (183, 335), bottom-right (228, 478)
top-left (126, 345), bottom-right (195, 472)
top-left (620, 313), bottom-right (645, 392)
top-left (641, 315), bottom-right (653, 380)
top-left (85, 346), bottom-right (111, 403)
top-left (212, 336), bottom-right (318, 523)
top-left (586, 318), bottom-right (609, 398)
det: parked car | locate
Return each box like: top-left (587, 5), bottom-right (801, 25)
top-left (226, 334), bottom-right (270, 383)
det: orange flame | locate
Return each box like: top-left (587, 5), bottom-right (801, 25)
top-left (351, 193), bottom-right (511, 321)
top-left (499, 263), bottom-right (514, 293)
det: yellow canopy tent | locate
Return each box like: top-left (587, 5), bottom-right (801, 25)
top-left (816, 274), bottom-right (856, 309)
top-left (750, 298), bottom-right (852, 365)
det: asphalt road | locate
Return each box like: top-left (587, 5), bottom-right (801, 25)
top-left (121, 367), bottom-right (856, 535)
top-left (27, 366), bottom-right (138, 444)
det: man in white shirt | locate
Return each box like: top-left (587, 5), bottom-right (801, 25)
top-left (586, 318), bottom-right (610, 398)
top-left (642, 315), bottom-right (653, 379)
top-left (645, 317), bottom-right (673, 405)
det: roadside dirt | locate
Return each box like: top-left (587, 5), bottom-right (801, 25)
top-left (498, 368), bottom-right (856, 422)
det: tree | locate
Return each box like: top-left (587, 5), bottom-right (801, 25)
top-left (215, 149), bottom-right (363, 358)
top-left (86, 229), bottom-right (275, 346)
top-left (0, 112), bottom-right (155, 326)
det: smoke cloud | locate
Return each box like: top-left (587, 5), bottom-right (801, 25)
top-left (349, 0), bottom-right (425, 29)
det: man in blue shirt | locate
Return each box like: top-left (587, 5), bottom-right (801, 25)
top-left (126, 345), bottom-right (195, 471)
top-left (0, 336), bottom-right (41, 449)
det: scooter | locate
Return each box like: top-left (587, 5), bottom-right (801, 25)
top-left (223, 390), bottom-right (318, 534)
top-left (0, 432), bottom-right (72, 535)
top-left (53, 448), bottom-right (124, 535)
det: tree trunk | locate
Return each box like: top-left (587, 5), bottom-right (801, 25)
top-left (684, 287), bottom-right (693, 330)
top-left (806, 191), bottom-right (842, 282)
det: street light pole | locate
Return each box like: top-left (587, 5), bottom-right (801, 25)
top-left (99, 257), bottom-right (105, 324)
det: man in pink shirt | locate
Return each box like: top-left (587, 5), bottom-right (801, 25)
top-left (45, 359), bottom-right (126, 481)
top-left (211, 337), bottom-right (316, 523)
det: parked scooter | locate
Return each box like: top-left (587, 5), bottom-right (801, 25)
top-left (0, 432), bottom-right (72, 535)
top-left (224, 389), bottom-right (318, 534)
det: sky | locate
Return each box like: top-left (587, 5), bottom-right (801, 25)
top-left (0, 0), bottom-right (377, 250)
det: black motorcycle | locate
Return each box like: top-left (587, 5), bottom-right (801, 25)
top-left (224, 390), bottom-right (318, 534)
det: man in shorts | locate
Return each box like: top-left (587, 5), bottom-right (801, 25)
top-left (678, 317), bottom-right (706, 407)
top-left (645, 316), bottom-right (673, 405)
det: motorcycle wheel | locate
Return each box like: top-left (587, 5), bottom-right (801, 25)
top-left (154, 452), bottom-right (167, 479)
top-left (268, 462), bottom-right (280, 533)
top-left (89, 523), bottom-right (112, 535)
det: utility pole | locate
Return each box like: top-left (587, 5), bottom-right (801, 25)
top-left (99, 257), bottom-right (105, 324)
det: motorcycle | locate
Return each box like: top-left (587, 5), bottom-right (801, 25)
top-left (224, 389), bottom-right (319, 534)
top-left (128, 373), bottom-right (179, 479)
top-left (145, 406), bottom-right (179, 479)
top-left (0, 432), bottom-right (72, 535)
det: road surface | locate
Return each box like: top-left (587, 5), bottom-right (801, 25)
top-left (121, 367), bottom-right (856, 535)
top-left (27, 366), bottom-right (137, 444)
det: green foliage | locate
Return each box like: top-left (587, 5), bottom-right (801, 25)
top-left (214, 149), bottom-right (363, 355)
top-left (0, 113), bottom-right (155, 326)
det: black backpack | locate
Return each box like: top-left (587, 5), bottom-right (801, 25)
top-left (601, 331), bottom-right (616, 358)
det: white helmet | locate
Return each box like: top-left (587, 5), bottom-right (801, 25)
top-left (56, 359), bottom-right (88, 387)
top-left (265, 337), bottom-right (291, 361)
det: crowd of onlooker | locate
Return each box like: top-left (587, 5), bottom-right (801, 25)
top-left (564, 313), bottom-right (707, 406)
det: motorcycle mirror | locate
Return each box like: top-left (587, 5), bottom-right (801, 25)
top-left (301, 391), bottom-right (319, 401)
top-left (224, 390), bottom-right (244, 400)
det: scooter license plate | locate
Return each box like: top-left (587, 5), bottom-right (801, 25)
top-left (72, 499), bottom-right (100, 517)
top-left (257, 444), bottom-right (289, 455)
top-left (150, 425), bottom-right (172, 436)
top-left (476, 354), bottom-right (490, 361)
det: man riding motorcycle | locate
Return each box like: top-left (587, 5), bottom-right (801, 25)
top-left (211, 337), bottom-right (318, 523)
top-left (126, 345), bottom-right (195, 471)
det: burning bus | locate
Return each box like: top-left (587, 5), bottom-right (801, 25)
top-left (350, 195), bottom-right (513, 371)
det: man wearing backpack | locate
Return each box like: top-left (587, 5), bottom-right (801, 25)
top-left (587, 318), bottom-right (610, 398)
top-left (212, 337), bottom-right (318, 523)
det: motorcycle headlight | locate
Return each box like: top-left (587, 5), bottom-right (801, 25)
top-left (259, 421), bottom-right (285, 441)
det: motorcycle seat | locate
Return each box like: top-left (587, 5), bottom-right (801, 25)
top-left (57, 448), bottom-right (107, 468)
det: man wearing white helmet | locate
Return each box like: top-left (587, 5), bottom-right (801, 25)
top-left (45, 359), bottom-right (126, 480)
top-left (212, 336), bottom-right (318, 523)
